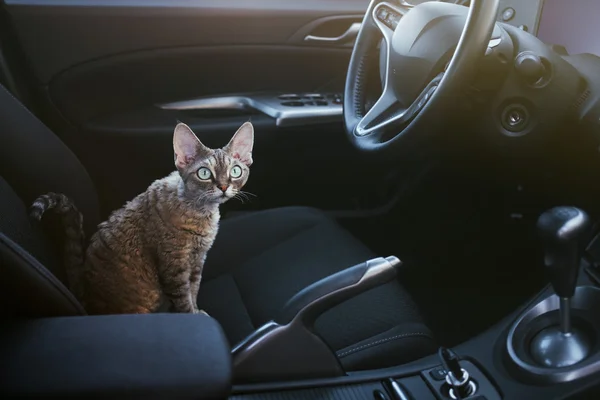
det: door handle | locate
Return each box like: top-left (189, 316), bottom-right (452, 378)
top-left (303, 22), bottom-right (361, 44)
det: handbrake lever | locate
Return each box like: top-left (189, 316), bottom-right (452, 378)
top-left (232, 256), bottom-right (401, 383)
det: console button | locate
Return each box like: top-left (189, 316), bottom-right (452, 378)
top-left (387, 13), bottom-right (399, 30)
top-left (278, 94), bottom-right (300, 100)
top-left (501, 7), bottom-right (515, 22)
top-left (429, 366), bottom-right (447, 381)
top-left (281, 101), bottom-right (304, 107)
top-left (514, 52), bottom-right (545, 83)
top-left (376, 7), bottom-right (399, 30)
top-left (378, 8), bottom-right (389, 21)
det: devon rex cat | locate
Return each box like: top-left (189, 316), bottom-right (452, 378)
top-left (30, 121), bottom-right (254, 315)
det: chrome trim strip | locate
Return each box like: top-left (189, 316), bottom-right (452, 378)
top-left (158, 96), bottom-right (248, 111)
top-left (390, 380), bottom-right (411, 400)
top-left (304, 22), bottom-right (361, 44)
top-left (157, 93), bottom-right (342, 127)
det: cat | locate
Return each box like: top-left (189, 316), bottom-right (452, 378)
top-left (29, 121), bottom-right (254, 315)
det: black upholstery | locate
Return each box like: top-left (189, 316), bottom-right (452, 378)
top-left (199, 207), bottom-right (436, 370)
top-left (0, 314), bottom-right (231, 399)
top-left (0, 82), bottom-right (436, 372)
top-left (0, 85), bottom-right (100, 237)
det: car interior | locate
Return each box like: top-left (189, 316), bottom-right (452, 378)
top-left (1, 0), bottom-right (600, 399)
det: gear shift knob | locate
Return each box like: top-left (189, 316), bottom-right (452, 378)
top-left (537, 206), bottom-right (591, 298)
top-left (531, 206), bottom-right (592, 368)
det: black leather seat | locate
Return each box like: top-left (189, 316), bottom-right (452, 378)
top-left (0, 83), bottom-right (436, 371)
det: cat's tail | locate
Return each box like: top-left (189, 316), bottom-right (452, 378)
top-left (30, 192), bottom-right (86, 298)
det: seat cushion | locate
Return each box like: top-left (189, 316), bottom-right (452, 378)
top-left (198, 207), bottom-right (436, 371)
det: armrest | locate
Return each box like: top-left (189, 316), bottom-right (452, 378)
top-left (0, 314), bottom-right (231, 399)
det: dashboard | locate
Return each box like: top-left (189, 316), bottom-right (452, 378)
top-left (492, 0), bottom-right (600, 58)
top-left (419, 0), bottom-right (599, 59)
top-left (406, 0), bottom-right (600, 134)
top-left (537, 0), bottom-right (600, 57)
top-left (492, 0), bottom-right (600, 134)
top-left (403, 0), bottom-right (545, 35)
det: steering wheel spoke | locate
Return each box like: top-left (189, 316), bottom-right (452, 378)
top-left (354, 2), bottom-right (413, 137)
top-left (356, 90), bottom-right (401, 136)
top-left (356, 72), bottom-right (443, 137)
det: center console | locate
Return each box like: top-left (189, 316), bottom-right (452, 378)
top-left (229, 205), bottom-right (600, 400)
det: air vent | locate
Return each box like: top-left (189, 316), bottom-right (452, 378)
top-left (572, 88), bottom-right (591, 114)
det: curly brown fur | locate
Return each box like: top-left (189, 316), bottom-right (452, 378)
top-left (30, 122), bottom-right (254, 315)
top-left (30, 192), bottom-right (86, 299)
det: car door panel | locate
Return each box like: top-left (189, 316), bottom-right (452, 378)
top-left (48, 46), bottom-right (354, 124)
top-left (2, 0), bottom-right (407, 218)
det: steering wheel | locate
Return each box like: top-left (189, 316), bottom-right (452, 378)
top-left (344, 0), bottom-right (500, 154)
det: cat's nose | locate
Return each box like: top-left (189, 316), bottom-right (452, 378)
top-left (218, 185), bottom-right (229, 193)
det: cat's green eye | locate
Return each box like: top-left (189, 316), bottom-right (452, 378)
top-left (230, 165), bottom-right (243, 179)
top-left (197, 167), bottom-right (212, 180)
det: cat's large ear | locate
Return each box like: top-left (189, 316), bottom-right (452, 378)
top-left (224, 122), bottom-right (254, 167)
top-left (173, 123), bottom-right (210, 170)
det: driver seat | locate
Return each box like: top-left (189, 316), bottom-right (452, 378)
top-left (0, 83), bottom-right (436, 372)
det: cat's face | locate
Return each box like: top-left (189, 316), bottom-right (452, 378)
top-left (173, 122), bottom-right (253, 205)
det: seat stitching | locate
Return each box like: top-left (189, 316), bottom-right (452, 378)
top-left (336, 332), bottom-right (433, 358)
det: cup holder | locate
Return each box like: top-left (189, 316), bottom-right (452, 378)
top-left (506, 286), bottom-right (600, 384)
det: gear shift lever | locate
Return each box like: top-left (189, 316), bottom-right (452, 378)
top-left (531, 206), bottom-right (592, 368)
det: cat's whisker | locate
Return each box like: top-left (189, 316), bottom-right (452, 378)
top-left (236, 191), bottom-right (254, 203)
top-left (236, 193), bottom-right (250, 202)
top-left (233, 194), bottom-right (247, 204)
top-left (239, 190), bottom-right (257, 198)
top-left (236, 191), bottom-right (256, 202)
